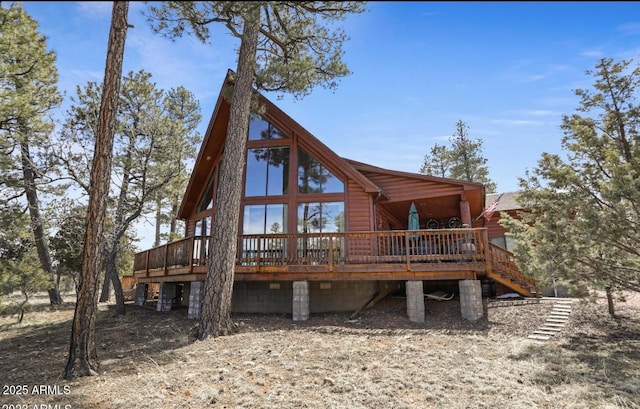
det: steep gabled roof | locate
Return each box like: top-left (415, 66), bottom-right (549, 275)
top-left (178, 71), bottom-right (384, 220)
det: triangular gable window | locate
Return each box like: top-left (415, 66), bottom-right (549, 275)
top-left (297, 147), bottom-right (343, 194)
top-left (248, 114), bottom-right (286, 141)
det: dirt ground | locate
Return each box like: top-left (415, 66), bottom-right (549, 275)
top-left (0, 291), bottom-right (639, 409)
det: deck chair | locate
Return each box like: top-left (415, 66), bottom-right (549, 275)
top-left (424, 290), bottom-right (454, 301)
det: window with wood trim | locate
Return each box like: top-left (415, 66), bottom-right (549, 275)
top-left (245, 147), bottom-right (290, 196)
top-left (248, 115), bottom-right (286, 141)
top-left (297, 147), bottom-right (343, 194)
top-left (297, 202), bottom-right (344, 233)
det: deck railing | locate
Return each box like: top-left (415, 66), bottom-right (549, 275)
top-left (133, 228), bottom-right (489, 275)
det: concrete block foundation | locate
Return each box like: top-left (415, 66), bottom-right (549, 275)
top-left (188, 281), bottom-right (203, 319)
top-left (292, 281), bottom-right (309, 321)
top-left (231, 280), bottom-right (382, 314)
top-left (406, 280), bottom-right (425, 323)
top-left (157, 282), bottom-right (174, 312)
top-left (134, 283), bottom-right (148, 306)
top-left (459, 279), bottom-right (483, 321)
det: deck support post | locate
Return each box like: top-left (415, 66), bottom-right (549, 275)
top-left (157, 282), bottom-right (174, 312)
top-left (406, 280), bottom-right (425, 323)
top-left (134, 283), bottom-right (148, 306)
top-left (292, 281), bottom-right (309, 321)
top-left (188, 281), bottom-right (203, 319)
top-left (460, 199), bottom-right (471, 226)
top-left (459, 279), bottom-right (483, 321)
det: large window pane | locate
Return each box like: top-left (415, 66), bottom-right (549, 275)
top-left (243, 205), bottom-right (266, 234)
top-left (243, 204), bottom-right (288, 234)
top-left (196, 169), bottom-right (215, 213)
top-left (297, 202), bottom-right (322, 233)
top-left (266, 204), bottom-right (287, 234)
top-left (245, 147), bottom-right (289, 196)
top-left (245, 149), bottom-right (267, 197)
top-left (193, 216), bottom-right (211, 264)
top-left (322, 202), bottom-right (345, 232)
top-left (297, 202), bottom-right (344, 233)
top-left (298, 148), bottom-right (343, 194)
top-left (248, 116), bottom-right (285, 141)
top-left (195, 216), bottom-right (211, 236)
top-left (242, 204), bottom-right (287, 263)
top-left (266, 147), bottom-right (289, 195)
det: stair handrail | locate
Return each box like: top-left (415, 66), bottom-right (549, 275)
top-left (488, 242), bottom-right (538, 290)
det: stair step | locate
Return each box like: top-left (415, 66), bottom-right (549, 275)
top-left (533, 330), bottom-right (558, 336)
top-left (546, 319), bottom-right (568, 324)
top-left (539, 326), bottom-right (563, 332)
top-left (528, 334), bottom-right (551, 341)
top-left (549, 313), bottom-right (570, 318)
top-left (549, 312), bottom-right (570, 317)
top-left (542, 322), bottom-right (566, 328)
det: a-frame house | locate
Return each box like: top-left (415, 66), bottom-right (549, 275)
top-left (132, 71), bottom-right (538, 322)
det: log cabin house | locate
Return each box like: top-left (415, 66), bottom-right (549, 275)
top-left (132, 71), bottom-right (538, 323)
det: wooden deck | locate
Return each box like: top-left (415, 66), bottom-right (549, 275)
top-left (132, 228), bottom-right (539, 296)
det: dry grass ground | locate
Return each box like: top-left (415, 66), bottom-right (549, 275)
top-left (0, 291), bottom-right (639, 409)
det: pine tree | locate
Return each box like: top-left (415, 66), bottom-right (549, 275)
top-left (504, 58), bottom-right (640, 316)
top-left (0, 208), bottom-right (50, 323)
top-left (64, 1), bottom-right (129, 379)
top-left (0, 3), bottom-right (64, 305)
top-left (420, 120), bottom-right (496, 192)
top-left (57, 70), bottom-right (201, 314)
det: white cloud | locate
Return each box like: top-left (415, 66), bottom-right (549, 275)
top-left (489, 119), bottom-right (545, 126)
top-left (618, 22), bottom-right (640, 35)
top-left (581, 49), bottom-right (603, 58)
top-left (75, 1), bottom-right (113, 19)
top-left (514, 110), bottom-right (560, 117)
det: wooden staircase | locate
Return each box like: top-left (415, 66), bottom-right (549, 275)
top-left (486, 243), bottom-right (539, 298)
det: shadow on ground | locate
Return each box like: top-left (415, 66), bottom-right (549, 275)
top-left (508, 302), bottom-right (640, 404)
top-left (0, 303), bottom-right (196, 387)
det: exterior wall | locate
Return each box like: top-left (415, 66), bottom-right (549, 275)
top-left (346, 179), bottom-right (373, 231)
top-left (231, 280), bottom-right (380, 314)
top-left (486, 211), bottom-right (507, 238)
top-left (487, 210), bottom-right (521, 252)
top-left (185, 220), bottom-right (195, 238)
top-left (345, 178), bottom-right (374, 258)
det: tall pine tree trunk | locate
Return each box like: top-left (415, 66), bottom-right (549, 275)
top-left (64, 1), bottom-right (128, 379)
top-left (99, 266), bottom-right (111, 302)
top-left (105, 249), bottom-right (125, 315)
top-left (20, 139), bottom-right (63, 305)
top-left (170, 195), bottom-right (179, 239)
top-left (100, 114), bottom-right (135, 304)
top-left (198, 8), bottom-right (260, 340)
top-left (155, 197), bottom-right (162, 247)
top-left (605, 286), bottom-right (616, 318)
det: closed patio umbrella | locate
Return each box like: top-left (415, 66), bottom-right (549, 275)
top-left (408, 202), bottom-right (423, 255)
top-left (408, 202), bottom-right (420, 231)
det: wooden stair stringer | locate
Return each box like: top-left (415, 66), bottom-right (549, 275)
top-left (486, 243), bottom-right (539, 298)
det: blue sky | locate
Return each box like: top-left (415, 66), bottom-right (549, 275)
top-left (20, 1), bottom-right (640, 247)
